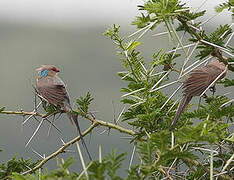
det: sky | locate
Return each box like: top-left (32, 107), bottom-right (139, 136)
top-left (0, 0), bottom-right (229, 27)
top-left (0, 0), bottom-right (142, 27)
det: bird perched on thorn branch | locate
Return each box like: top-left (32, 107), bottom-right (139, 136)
top-left (36, 65), bottom-right (92, 160)
top-left (171, 57), bottom-right (227, 129)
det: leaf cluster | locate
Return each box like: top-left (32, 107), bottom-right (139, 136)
top-left (76, 92), bottom-right (94, 116)
top-left (104, 1), bottom-right (234, 175)
top-left (10, 151), bottom-right (128, 180)
top-left (194, 25), bottom-right (233, 59)
top-left (88, 150), bottom-right (126, 180)
top-left (0, 155), bottom-right (38, 179)
top-left (215, 0), bottom-right (234, 13)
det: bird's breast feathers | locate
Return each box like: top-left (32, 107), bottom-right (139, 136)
top-left (36, 76), bottom-right (69, 107)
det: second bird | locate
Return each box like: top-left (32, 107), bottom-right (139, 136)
top-left (171, 57), bottom-right (227, 129)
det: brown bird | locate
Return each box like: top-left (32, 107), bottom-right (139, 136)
top-left (36, 65), bottom-right (92, 160)
top-left (171, 58), bottom-right (227, 129)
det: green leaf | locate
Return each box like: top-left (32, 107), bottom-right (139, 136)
top-left (215, 1), bottom-right (234, 13)
top-left (62, 157), bottom-right (75, 169)
top-left (218, 78), bottom-right (234, 87)
top-left (226, 134), bottom-right (234, 142)
top-left (126, 165), bottom-right (141, 180)
top-left (132, 13), bottom-right (151, 28)
top-left (0, 155), bottom-right (38, 179)
top-left (76, 92), bottom-right (94, 114)
top-left (152, 49), bottom-right (166, 67)
top-left (10, 172), bottom-right (27, 180)
top-left (0, 107), bottom-right (5, 113)
top-left (127, 41), bottom-right (141, 51)
top-left (88, 150), bottom-right (125, 180)
top-left (195, 24), bottom-right (232, 59)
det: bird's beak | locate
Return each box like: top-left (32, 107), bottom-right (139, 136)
top-left (36, 67), bottom-right (42, 72)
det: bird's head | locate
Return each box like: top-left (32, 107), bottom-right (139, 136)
top-left (36, 65), bottom-right (60, 77)
top-left (211, 57), bottom-right (227, 71)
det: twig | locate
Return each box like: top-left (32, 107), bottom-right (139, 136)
top-left (210, 144), bottom-right (214, 180)
top-left (179, 41), bottom-right (200, 78)
top-left (21, 122), bottom-right (98, 175)
top-left (99, 145), bottom-right (102, 163)
top-left (158, 166), bottom-right (173, 180)
top-left (220, 99), bottom-right (234, 108)
top-left (221, 153), bottom-right (234, 173)
top-left (160, 84), bottom-right (183, 110)
top-left (166, 43), bottom-right (196, 53)
top-left (116, 106), bottom-right (126, 124)
top-left (22, 101), bottom-right (42, 125)
top-left (25, 118), bottom-right (45, 147)
top-left (151, 70), bottom-right (171, 91)
top-left (150, 79), bottom-right (180, 93)
top-left (128, 145), bottom-right (136, 170)
top-left (76, 142), bottom-right (88, 179)
top-left (77, 162), bottom-right (93, 180)
top-left (183, 158), bottom-right (232, 180)
top-left (152, 31), bottom-right (172, 37)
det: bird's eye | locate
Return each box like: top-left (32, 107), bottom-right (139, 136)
top-left (52, 67), bottom-right (59, 72)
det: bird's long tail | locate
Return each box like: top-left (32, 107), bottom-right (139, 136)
top-left (68, 113), bottom-right (92, 161)
top-left (170, 95), bottom-right (192, 130)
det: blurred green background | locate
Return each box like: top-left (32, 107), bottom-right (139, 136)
top-left (0, 0), bottom-right (233, 174)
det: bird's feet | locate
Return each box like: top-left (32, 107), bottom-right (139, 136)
top-left (209, 85), bottom-right (216, 96)
top-left (202, 93), bottom-right (208, 98)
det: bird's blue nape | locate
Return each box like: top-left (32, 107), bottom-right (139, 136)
top-left (40, 69), bottom-right (48, 77)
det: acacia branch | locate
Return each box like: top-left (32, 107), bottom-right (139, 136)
top-left (177, 17), bottom-right (234, 72)
top-left (1, 110), bottom-right (135, 136)
top-left (82, 113), bottom-right (135, 136)
top-left (21, 122), bottom-right (98, 175)
top-left (1, 109), bottom-right (136, 176)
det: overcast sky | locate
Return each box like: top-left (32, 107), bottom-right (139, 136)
top-left (0, 0), bottom-right (141, 26)
top-left (0, 0), bottom-right (230, 27)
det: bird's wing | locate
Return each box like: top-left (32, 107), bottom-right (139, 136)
top-left (36, 76), bottom-right (70, 108)
top-left (182, 65), bottom-right (223, 96)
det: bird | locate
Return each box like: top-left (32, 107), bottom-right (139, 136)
top-left (170, 57), bottom-right (227, 129)
top-left (36, 65), bottom-right (92, 160)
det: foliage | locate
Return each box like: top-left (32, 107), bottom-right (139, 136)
top-left (10, 151), bottom-right (126, 180)
top-left (0, 107), bottom-right (5, 113)
top-left (0, 155), bottom-right (38, 179)
top-left (194, 24), bottom-right (232, 59)
top-left (76, 92), bottom-right (94, 115)
top-left (88, 150), bottom-right (126, 180)
top-left (103, 0), bottom-right (234, 179)
top-left (215, 0), bottom-right (234, 13)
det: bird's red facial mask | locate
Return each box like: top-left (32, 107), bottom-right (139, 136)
top-left (52, 67), bottom-right (60, 72)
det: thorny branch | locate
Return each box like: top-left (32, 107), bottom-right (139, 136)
top-left (21, 122), bottom-right (98, 175)
top-left (0, 109), bottom-right (135, 177)
top-left (183, 158), bottom-right (233, 180)
top-left (177, 18), bottom-right (234, 72)
top-left (1, 110), bottom-right (135, 136)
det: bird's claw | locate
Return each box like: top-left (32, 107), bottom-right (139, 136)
top-left (202, 94), bottom-right (208, 98)
top-left (209, 85), bottom-right (216, 95)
